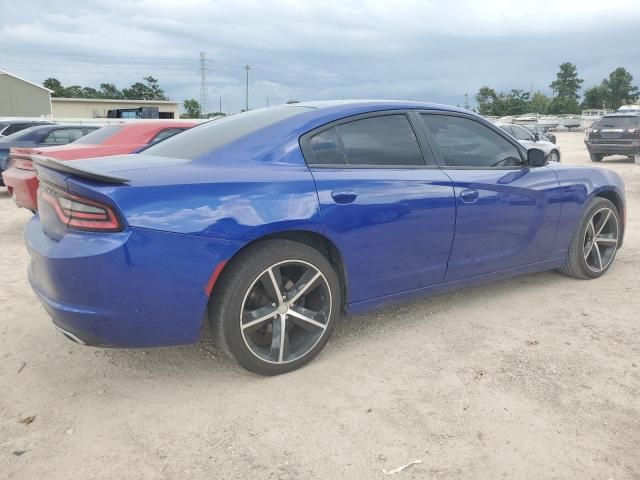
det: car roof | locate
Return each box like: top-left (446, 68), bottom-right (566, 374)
top-left (286, 99), bottom-right (471, 114)
top-left (603, 113), bottom-right (640, 118)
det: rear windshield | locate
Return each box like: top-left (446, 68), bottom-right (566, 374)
top-left (74, 125), bottom-right (123, 144)
top-left (594, 116), bottom-right (640, 128)
top-left (141, 107), bottom-right (310, 159)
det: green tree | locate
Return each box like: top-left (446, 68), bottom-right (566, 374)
top-left (143, 76), bottom-right (168, 100)
top-left (529, 91), bottom-right (551, 114)
top-left (602, 67), bottom-right (639, 109)
top-left (475, 86), bottom-right (499, 115)
top-left (63, 85), bottom-right (84, 98)
top-left (550, 62), bottom-right (583, 100)
top-left (581, 84), bottom-right (610, 109)
top-left (43, 78), bottom-right (66, 97)
top-left (548, 96), bottom-right (580, 114)
top-left (183, 99), bottom-right (201, 118)
top-left (502, 89), bottom-right (530, 115)
top-left (99, 83), bottom-right (123, 99)
top-left (81, 87), bottom-right (99, 98)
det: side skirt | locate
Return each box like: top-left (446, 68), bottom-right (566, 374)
top-left (347, 258), bottom-right (565, 315)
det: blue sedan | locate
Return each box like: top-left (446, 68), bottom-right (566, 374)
top-left (26, 101), bottom-right (626, 375)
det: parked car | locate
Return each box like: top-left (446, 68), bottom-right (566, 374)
top-left (26, 101), bottom-right (625, 375)
top-left (2, 121), bottom-right (196, 209)
top-left (0, 124), bottom-right (98, 187)
top-left (0, 120), bottom-right (53, 137)
top-left (496, 122), bottom-right (561, 162)
top-left (584, 113), bottom-right (640, 162)
top-left (522, 124), bottom-right (556, 144)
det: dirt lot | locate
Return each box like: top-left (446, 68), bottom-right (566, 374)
top-left (1, 132), bottom-right (639, 479)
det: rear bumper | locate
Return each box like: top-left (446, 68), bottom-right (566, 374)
top-left (585, 140), bottom-right (640, 156)
top-left (2, 167), bottom-right (38, 210)
top-left (26, 216), bottom-right (239, 348)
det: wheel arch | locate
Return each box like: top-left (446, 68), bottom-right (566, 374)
top-left (209, 229), bottom-right (349, 312)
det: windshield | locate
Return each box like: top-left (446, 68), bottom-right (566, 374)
top-left (142, 106), bottom-right (311, 159)
top-left (73, 125), bottom-right (123, 144)
top-left (594, 116), bottom-right (640, 128)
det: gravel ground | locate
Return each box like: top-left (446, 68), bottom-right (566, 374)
top-left (1, 132), bottom-right (639, 479)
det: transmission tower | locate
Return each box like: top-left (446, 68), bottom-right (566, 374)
top-left (199, 52), bottom-right (210, 119)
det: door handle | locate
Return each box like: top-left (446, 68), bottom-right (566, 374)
top-left (460, 189), bottom-right (479, 204)
top-left (331, 189), bottom-right (358, 204)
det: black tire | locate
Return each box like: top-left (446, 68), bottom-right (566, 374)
top-left (210, 239), bottom-right (341, 375)
top-left (548, 150), bottom-right (560, 162)
top-left (590, 153), bottom-right (604, 162)
top-left (559, 198), bottom-right (620, 279)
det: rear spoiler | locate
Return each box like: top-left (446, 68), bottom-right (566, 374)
top-left (32, 155), bottom-right (129, 184)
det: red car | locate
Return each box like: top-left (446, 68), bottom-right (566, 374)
top-left (2, 120), bottom-right (197, 210)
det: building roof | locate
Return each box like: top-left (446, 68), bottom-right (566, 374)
top-left (0, 69), bottom-right (53, 93)
top-left (51, 97), bottom-right (180, 105)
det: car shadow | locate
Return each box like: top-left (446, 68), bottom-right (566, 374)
top-left (600, 155), bottom-right (636, 164)
top-left (100, 269), bottom-right (567, 379)
top-left (0, 189), bottom-right (10, 198)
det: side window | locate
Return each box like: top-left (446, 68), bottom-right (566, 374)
top-left (41, 128), bottom-right (85, 145)
top-left (149, 128), bottom-right (185, 145)
top-left (421, 114), bottom-right (523, 168)
top-left (336, 115), bottom-right (424, 166)
top-left (41, 130), bottom-right (61, 144)
top-left (511, 125), bottom-right (534, 141)
top-left (309, 127), bottom-right (345, 165)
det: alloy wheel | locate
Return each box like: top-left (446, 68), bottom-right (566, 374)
top-left (583, 207), bottom-right (619, 273)
top-left (240, 260), bottom-right (332, 364)
top-left (548, 151), bottom-right (559, 162)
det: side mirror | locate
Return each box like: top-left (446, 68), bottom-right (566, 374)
top-left (528, 148), bottom-right (547, 167)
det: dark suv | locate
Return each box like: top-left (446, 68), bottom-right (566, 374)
top-left (585, 114), bottom-right (640, 162)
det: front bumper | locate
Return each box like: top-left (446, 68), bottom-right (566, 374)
top-left (585, 140), bottom-right (640, 156)
top-left (2, 167), bottom-right (38, 210)
top-left (26, 216), bottom-right (238, 348)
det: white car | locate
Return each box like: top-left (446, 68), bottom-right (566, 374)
top-left (495, 123), bottom-right (561, 162)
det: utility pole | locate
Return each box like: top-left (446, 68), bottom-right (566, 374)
top-left (464, 93), bottom-right (469, 110)
top-left (199, 52), bottom-right (209, 119)
top-left (219, 95), bottom-right (222, 114)
top-left (244, 64), bottom-right (251, 111)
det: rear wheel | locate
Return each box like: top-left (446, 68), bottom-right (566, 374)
top-left (559, 198), bottom-right (620, 279)
top-left (590, 153), bottom-right (604, 162)
top-left (210, 240), bottom-right (341, 375)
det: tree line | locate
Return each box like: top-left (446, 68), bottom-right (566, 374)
top-left (43, 76), bottom-right (169, 101)
top-left (475, 63), bottom-right (639, 116)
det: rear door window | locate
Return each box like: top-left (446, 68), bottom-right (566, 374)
top-left (41, 128), bottom-right (86, 145)
top-left (336, 115), bottom-right (425, 167)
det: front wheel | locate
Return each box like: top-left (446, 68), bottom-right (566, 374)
top-left (548, 150), bottom-right (560, 162)
top-left (210, 239), bottom-right (341, 375)
top-left (559, 198), bottom-right (620, 279)
top-left (590, 153), bottom-right (604, 162)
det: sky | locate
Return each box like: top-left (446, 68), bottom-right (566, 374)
top-left (1, 0), bottom-right (640, 113)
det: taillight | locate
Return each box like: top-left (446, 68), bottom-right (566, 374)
top-left (38, 182), bottom-right (122, 232)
